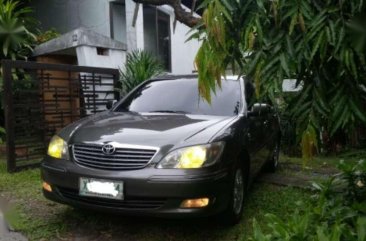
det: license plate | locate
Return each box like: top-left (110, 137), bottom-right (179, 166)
top-left (79, 177), bottom-right (124, 200)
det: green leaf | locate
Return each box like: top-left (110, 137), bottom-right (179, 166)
top-left (289, 13), bottom-right (298, 35)
top-left (280, 53), bottom-right (290, 76)
top-left (349, 98), bottom-right (366, 122)
top-left (252, 219), bottom-right (270, 241)
top-left (357, 217), bottom-right (366, 241)
top-left (317, 227), bottom-right (329, 241)
top-left (3, 37), bottom-right (10, 56)
top-left (310, 31), bottom-right (325, 61)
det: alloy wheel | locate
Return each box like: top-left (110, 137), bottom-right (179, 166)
top-left (232, 169), bottom-right (244, 215)
top-left (273, 143), bottom-right (280, 168)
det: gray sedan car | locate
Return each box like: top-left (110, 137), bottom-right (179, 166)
top-left (41, 75), bottom-right (280, 224)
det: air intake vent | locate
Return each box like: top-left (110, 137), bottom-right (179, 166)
top-left (73, 143), bottom-right (157, 170)
top-left (58, 187), bottom-right (165, 209)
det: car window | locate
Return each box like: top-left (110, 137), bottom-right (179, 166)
top-left (116, 78), bottom-right (242, 116)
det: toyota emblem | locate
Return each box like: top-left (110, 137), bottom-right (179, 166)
top-left (102, 144), bottom-right (115, 155)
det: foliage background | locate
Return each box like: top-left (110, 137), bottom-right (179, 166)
top-left (0, 0), bottom-right (36, 60)
top-left (250, 160), bottom-right (366, 241)
top-left (0, 0), bottom-right (38, 143)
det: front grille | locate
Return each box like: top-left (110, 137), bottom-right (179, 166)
top-left (73, 143), bottom-right (157, 170)
top-left (58, 187), bottom-right (166, 210)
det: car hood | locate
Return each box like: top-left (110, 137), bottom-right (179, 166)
top-left (59, 111), bottom-right (237, 150)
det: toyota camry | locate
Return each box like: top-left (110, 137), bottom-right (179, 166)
top-left (41, 75), bottom-right (280, 224)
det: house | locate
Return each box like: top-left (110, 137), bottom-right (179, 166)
top-left (30, 0), bottom-right (201, 74)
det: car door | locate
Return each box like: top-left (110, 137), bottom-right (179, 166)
top-left (244, 81), bottom-right (266, 176)
top-left (246, 105), bottom-right (265, 175)
top-left (253, 103), bottom-right (275, 170)
top-left (261, 103), bottom-right (279, 159)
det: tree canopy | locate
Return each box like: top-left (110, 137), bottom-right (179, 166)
top-left (190, 0), bottom-right (366, 159)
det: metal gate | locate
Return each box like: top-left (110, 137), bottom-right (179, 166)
top-left (2, 60), bottom-right (120, 172)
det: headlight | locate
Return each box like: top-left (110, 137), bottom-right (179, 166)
top-left (157, 142), bottom-right (225, 169)
top-left (47, 135), bottom-right (69, 159)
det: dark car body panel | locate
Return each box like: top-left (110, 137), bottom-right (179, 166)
top-left (42, 154), bottom-right (231, 217)
top-left (62, 111), bottom-right (236, 151)
top-left (42, 75), bottom-right (280, 217)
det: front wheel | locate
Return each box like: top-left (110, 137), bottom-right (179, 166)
top-left (220, 164), bottom-right (246, 225)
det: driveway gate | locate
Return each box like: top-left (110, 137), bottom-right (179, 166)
top-left (2, 60), bottom-right (120, 172)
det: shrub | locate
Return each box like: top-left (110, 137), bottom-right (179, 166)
top-left (250, 160), bottom-right (366, 241)
top-left (119, 50), bottom-right (165, 95)
top-left (0, 0), bottom-right (37, 60)
top-left (0, 0), bottom-right (38, 138)
top-left (36, 28), bottom-right (60, 44)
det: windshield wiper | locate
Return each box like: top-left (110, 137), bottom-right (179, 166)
top-left (148, 110), bottom-right (190, 114)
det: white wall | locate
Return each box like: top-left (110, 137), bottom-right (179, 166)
top-left (143, 5), bottom-right (201, 74)
top-left (32, 0), bottom-right (200, 74)
top-left (125, 0), bottom-right (144, 51)
top-left (169, 19), bottom-right (200, 74)
top-left (121, 2), bottom-right (200, 74)
top-left (32, 0), bottom-right (112, 38)
top-left (76, 46), bottom-right (126, 69)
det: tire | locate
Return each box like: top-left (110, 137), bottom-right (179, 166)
top-left (265, 141), bottom-right (280, 173)
top-left (220, 163), bottom-right (247, 225)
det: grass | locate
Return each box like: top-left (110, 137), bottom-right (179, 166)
top-left (0, 160), bottom-right (68, 240)
top-left (0, 157), bottom-right (311, 241)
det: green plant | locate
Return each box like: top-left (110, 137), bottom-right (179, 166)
top-left (191, 0), bottom-right (366, 161)
top-left (0, 0), bottom-right (37, 60)
top-left (36, 28), bottom-right (60, 44)
top-left (119, 50), bottom-right (165, 95)
top-left (249, 159), bottom-right (366, 241)
top-left (0, 0), bottom-right (37, 135)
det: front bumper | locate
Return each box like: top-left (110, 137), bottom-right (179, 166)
top-left (41, 156), bottom-right (231, 218)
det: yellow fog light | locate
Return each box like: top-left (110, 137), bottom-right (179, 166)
top-left (180, 198), bottom-right (209, 208)
top-left (42, 182), bottom-right (52, 192)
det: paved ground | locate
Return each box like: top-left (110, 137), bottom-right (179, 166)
top-left (0, 210), bottom-right (27, 241)
top-left (0, 197), bottom-right (27, 241)
top-left (0, 231), bottom-right (28, 241)
top-left (257, 162), bottom-right (338, 188)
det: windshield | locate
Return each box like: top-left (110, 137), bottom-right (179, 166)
top-left (115, 78), bottom-right (242, 116)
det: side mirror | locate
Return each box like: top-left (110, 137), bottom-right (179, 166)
top-left (248, 103), bottom-right (270, 117)
top-left (106, 100), bottom-right (117, 110)
top-left (248, 103), bottom-right (262, 117)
